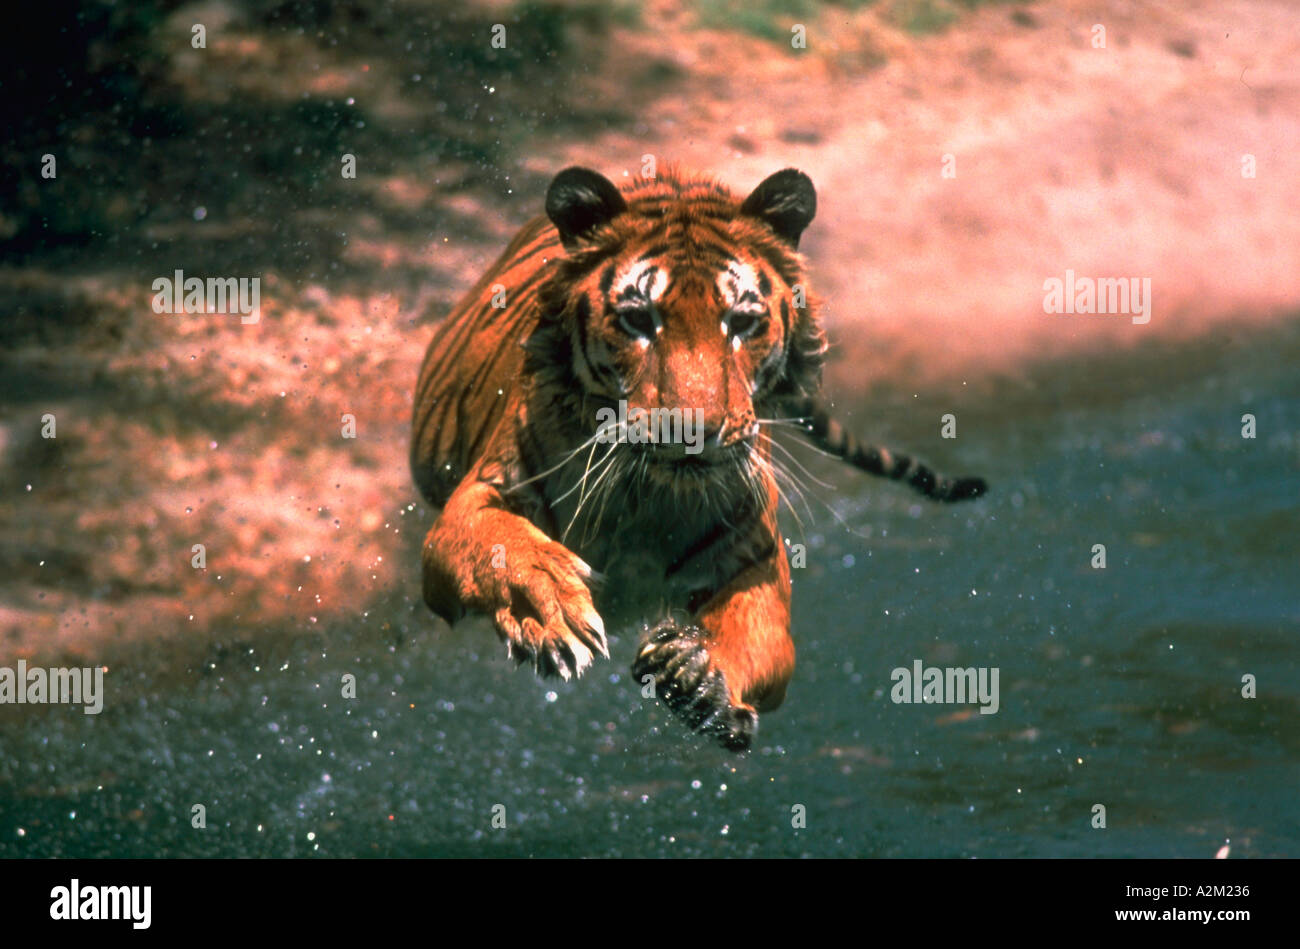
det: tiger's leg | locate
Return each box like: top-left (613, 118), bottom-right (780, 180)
top-left (633, 530), bottom-right (794, 751)
top-left (423, 479), bottom-right (609, 680)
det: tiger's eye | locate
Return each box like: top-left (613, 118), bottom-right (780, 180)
top-left (618, 308), bottom-right (657, 338)
top-left (728, 310), bottom-right (766, 339)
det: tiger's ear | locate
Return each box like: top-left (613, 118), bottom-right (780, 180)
top-left (546, 167), bottom-right (627, 249)
top-left (740, 169), bottom-right (816, 248)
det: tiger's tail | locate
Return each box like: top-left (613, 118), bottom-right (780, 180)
top-left (781, 395), bottom-right (988, 502)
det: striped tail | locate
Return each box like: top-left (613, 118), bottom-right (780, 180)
top-left (782, 396), bottom-right (988, 502)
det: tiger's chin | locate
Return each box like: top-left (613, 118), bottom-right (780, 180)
top-left (631, 442), bottom-right (757, 495)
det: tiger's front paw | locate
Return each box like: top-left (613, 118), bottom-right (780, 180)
top-left (632, 620), bottom-right (758, 751)
top-left (487, 540), bottom-right (608, 681)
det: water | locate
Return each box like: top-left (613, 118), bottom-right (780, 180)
top-left (2, 323), bottom-right (1296, 857)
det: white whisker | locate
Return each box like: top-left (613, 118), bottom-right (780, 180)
top-left (757, 433), bottom-right (871, 540)
top-left (765, 432), bottom-right (835, 490)
top-left (507, 423), bottom-right (615, 492)
top-left (564, 442), bottom-right (624, 544)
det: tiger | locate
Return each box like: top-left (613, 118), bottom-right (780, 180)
top-left (411, 165), bottom-right (986, 750)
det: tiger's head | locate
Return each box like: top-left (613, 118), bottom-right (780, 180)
top-left (533, 166), bottom-right (826, 490)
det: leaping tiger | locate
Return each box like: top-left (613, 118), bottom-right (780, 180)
top-left (411, 165), bottom-right (986, 750)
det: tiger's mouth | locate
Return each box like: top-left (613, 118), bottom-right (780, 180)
top-left (631, 438), bottom-right (753, 471)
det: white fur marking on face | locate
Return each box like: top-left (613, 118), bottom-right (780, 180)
top-left (613, 258), bottom-right (669, 304)
top-left (717, 260), bottom-right (765, 314)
